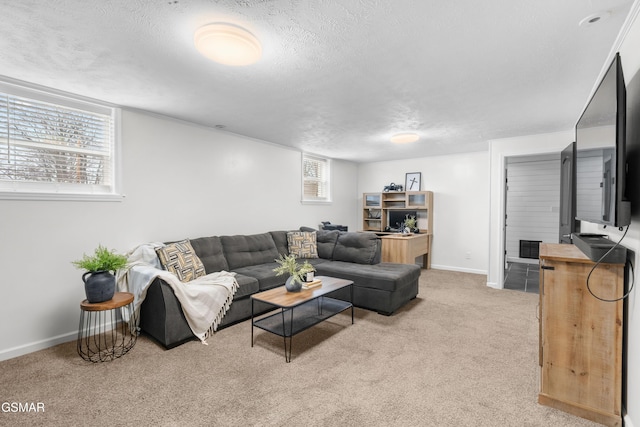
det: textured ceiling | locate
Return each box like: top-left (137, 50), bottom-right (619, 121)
top-left (0, 0), bottom-right (634, 162)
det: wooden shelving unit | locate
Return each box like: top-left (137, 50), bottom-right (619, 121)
top-left (362, 193), bottom-right (383, 232)
top-left (362, 191), bottom-right (433, 233)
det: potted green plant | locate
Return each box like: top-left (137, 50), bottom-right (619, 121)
top-left (273, 254), bottom-right (315, 292)
top-left (404, 215), bottom-right (417, 233)
top-left (72, 245), bottom-right (128, 303)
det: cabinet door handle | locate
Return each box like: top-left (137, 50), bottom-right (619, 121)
top-left (541, 266), bottom-right (555, 270)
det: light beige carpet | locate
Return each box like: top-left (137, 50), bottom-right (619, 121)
top-left (0, 269), bottom-right (600, 426)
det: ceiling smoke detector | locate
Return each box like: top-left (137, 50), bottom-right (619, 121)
top-left (194, 23), bottom-right (262, 66)
top-left (579, 11), bottom-right (611, 27)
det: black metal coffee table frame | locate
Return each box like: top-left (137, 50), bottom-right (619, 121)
top-left (251, 276), bottom-right (354, 362)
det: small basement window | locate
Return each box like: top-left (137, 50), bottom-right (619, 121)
top-left (0, 80), bottom-right (121, 201)
top-left (302, 153), bottom-right (331, 203)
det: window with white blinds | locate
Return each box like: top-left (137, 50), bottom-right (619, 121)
top-left (0, 81), bottom-right (120, 200)
top-left (302, 153), bottom-right (331, 202)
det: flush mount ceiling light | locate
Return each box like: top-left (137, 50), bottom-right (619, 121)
top-left (390, 133), bottom-right (420, 144)
top-left (194, 23), bottom-right (262, 66)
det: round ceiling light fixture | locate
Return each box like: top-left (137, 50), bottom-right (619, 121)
top-left (194, 23), bottom-right (262, 66)
top-left (390, 133), bottom-right (420, 144)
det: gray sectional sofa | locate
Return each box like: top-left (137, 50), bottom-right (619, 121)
top-left (139, 229), bottom-right (421, 348)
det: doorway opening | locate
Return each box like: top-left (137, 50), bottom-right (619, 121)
top-left (503, 153), bottom-right (561, 293)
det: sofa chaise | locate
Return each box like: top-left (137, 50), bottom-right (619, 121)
top-left (139, 228), bottom-right (421, 348)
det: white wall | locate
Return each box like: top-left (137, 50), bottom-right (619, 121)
top-left (358, 151), bottom-right (490, 274)
top-left (598, 8), bottom-right (640, 426)
top-left (0, 109), bottom-right (358, 361)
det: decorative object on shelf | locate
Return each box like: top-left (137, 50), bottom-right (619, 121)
top-left (405, 172), bottom-right (421, 191)
top-left (404, 215), bottom-right (417, 233)
top-left (72, 245), bottom-right (128, 303)
top-left (273, 254), bottom-right (316, 293)
top-left (383, 182), bottom-right (403, 192)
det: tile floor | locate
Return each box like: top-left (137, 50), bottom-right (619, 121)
top-left (504, 261), bottom-right (539, 294)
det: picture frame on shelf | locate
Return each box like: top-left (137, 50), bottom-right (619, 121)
top-left (405, 172), bottom-right (421, 191)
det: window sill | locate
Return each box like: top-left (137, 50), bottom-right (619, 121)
top-left (301, 199), bottom-right (332, 205)
top-left (0, 192), bottom-right (125, 202)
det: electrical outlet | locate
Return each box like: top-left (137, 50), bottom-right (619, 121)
top-left (465, 251), bottom-right (471, 259)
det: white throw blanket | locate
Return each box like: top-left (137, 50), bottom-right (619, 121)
top-left (116, 243), bottom-right (239, 343)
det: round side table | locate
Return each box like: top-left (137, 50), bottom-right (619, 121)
top-left (77, 292), bottom-right (137, 363)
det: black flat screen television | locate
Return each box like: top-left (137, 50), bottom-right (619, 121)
top-left (575, 53), bottom-right (630, 228)
top-left (388, 210), bottom-right (417, 230)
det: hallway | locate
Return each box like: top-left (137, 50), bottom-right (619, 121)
top-left (504, 261), bottom-right (539, 294)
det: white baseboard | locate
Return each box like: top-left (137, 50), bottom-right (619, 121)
top-left (486, 281), bottom-right (501, 289)
top-left (0, 331), bottom-right (77, 362)
top-left (624, 411), bottom-right (635, 427)
top-left (429, 264), bottom-right (488, 276)
top-left (0, 319), bottom-right (119, 362)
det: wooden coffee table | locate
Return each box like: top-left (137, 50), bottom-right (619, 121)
top-left (251, 276), bottom-right (353, 362)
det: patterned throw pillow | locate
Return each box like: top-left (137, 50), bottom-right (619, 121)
top-left (287, 231), bottom-right (318, 259)
top-left (156, 240), bottom-right (206, 282)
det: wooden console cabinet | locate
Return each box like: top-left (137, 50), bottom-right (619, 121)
top-left (538, 243), bottom-right (624, 427)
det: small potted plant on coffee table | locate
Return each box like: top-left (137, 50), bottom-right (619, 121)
top-left (72, 245), bottom-right (128, 303)
top-left (273, 254), bottom-right (315, 293)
